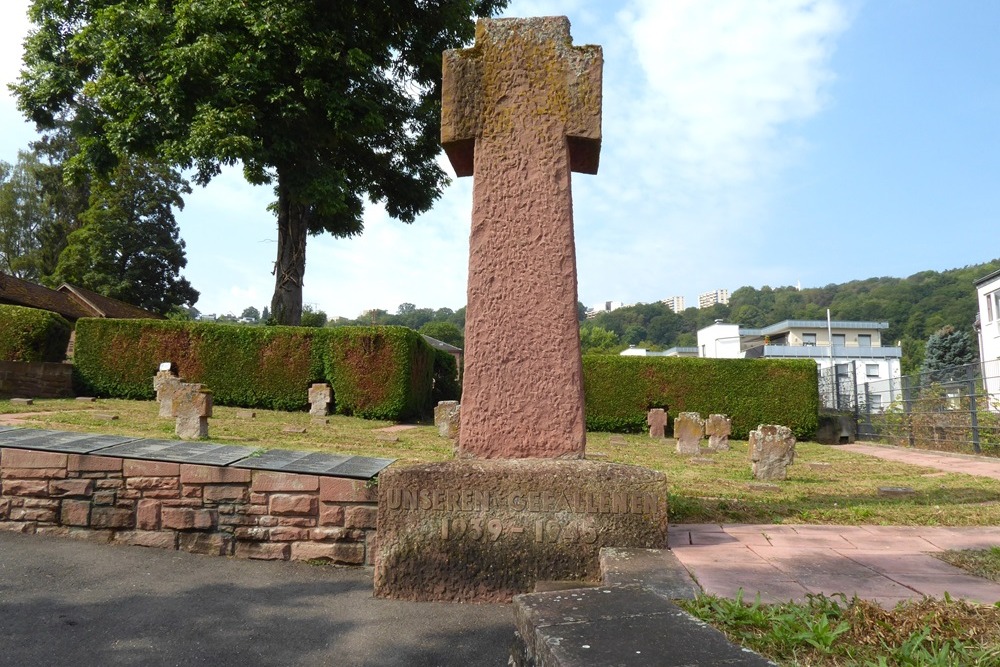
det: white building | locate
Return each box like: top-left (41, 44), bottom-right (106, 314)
top-left (587, 300), bottom-right (628, 319)
top-left (975, 269), bottom-right (1000, 407)
top-left (619, 345), bottom-right (697, 358)
top-left (697, 319), bottom-right (903, 410)
top-left (661, 296), bottom-right (685, 313)
top-left (698, 289), bottom-right (729, 309)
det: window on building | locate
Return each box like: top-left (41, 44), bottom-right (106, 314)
top-left (835, 363), bottom-right (849, 377)
top-left (869, 394), bottom-right (882, 411)
top-left (802, 333), bottom-right (817, 346)
top-left (832, 334), bottom-right (845, 347)
top-left (988, 293), bottom-right (995, 323)
top-left (866, 364), bottom-right (879, 378)
top-left (857, 334), bottom-right (872, 347)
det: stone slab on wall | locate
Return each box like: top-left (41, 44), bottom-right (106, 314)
top-left (0, 361), bottom-right (74, 399)
top-left (0, 447), bottom-right (377, 565)
top-left (374, 460), bottom-right (668, 602)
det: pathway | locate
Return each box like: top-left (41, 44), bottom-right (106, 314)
top-left (842, 442), bottom-right (1000, 481)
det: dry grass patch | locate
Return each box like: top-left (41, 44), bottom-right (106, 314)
top-left (936, 547), bottom-right (1000, 583)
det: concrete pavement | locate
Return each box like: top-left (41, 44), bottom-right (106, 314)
top-left (0, 530), bottom-right (512, 667)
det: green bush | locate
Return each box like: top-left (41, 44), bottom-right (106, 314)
top-left (582, 356), bottom-right (819, 439)
top-left (0, 305), bottom-right (72, 362)
top-left (431, 349), bottom-right (462, 404)
top-left (73, 319), bottom-right (434, 419)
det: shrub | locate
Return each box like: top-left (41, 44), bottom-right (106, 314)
top-left (582, 356), bottom-right (819, 439)
top-left (73, 319), bottom-right (433, 419)
top-left (431, 349), bottom-right (462, 404)
top-left (0, 305), bottom-right (72, 362)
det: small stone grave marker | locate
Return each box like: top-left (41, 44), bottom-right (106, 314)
top-left (674, 412), bottom-right (704, 455)
top-left (282, 426), bottom-right (306, 434)
top-left (153, 365), bottom-right (183, 418)
top-left (171, 383), bottom-right (212, 440)
top-left (434, 400), bottom-right (461, 440)
top-left (746, 482), bottom-right (781, 492)
top-left (311, 417), bottom-right (329, 425)
top-left (376, 434), bottom-right (399, 443)
top-left (586, 451), bottom-right (608, 459)
top-left (75, 396), bottom-right (96, 402)
top-left (308, 382), bottom-right (331, 417)
top-left (690, 457), bottom-right (716, 465)
top-left (878, 486), bottom-right (916, 497)
top-left (705, 414), bottom-right (731, 451)
top-left (803, 462), bottom-right (831, 470)
top-left (93, 413), bottom-right (119, 421)
top-left (608, 435), bottom-right (626, 446)
top-left (236, 409), bottom-right (256, 420)
top-left (647, 409), bottom-right (667, 439)
top-left (11, 398), bottom-right (33, 405)
top-left (749, 424), bottom-right (796, 481)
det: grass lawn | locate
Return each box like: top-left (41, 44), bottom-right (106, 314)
top-left (5, 398), bottom-right (1000, 526)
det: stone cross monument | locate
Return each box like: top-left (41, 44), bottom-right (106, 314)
top-left (441, 16), bottom-right (602, 459)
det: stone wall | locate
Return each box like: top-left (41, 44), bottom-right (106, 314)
top-left (0, 361), bottom-right (74, 399)
top-left (0, 447), bottom-right (378, 564)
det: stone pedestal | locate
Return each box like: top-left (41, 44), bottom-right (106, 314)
top-left (673, 412), bottom-right (704, 455)
top-left (153, 370), bottom-right (183, 418)
top-left (374, 460), bottom-right (667, 602)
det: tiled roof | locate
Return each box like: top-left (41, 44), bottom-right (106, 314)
top-left (0, 273), bottom-right (93, 320)
top-left (58, 284), bottom-right (162, 320)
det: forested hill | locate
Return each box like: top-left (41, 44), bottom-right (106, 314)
top-left (581, 258), bottom-right (1000, 373)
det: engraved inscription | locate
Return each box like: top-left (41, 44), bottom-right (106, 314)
top-left (386, 487), bottom-right (659, 516)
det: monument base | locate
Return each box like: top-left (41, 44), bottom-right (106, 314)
top-left (373, 459), bottom-right (668, 602)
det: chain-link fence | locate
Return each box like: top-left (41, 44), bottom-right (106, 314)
top-left (850, 359), bottom-right (1000, 456)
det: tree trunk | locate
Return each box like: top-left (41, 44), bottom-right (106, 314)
top-left (270, 174), bottom-right (307, 325)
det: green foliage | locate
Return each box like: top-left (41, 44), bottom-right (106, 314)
top-left (299, 305), bottom-right (328, 328)
top-left (431, 349), bottom-right (462, 404)
top-left (15, 0), bottom-right (508, 324)
top-left (0, 304), bottom-right (71, 362)
top-left (72, 319), bottom-right (433, 419)
top-left (419, 320), bottom-right (464, 349)
top-left (322, 326), bottom-right (433, 420)
top-left (582, 356), bottom-right (819, 438)
top-left (48, 157), bottom-right (198, 314)
top-left (0, 151), bottom-right (50, 280)
top-left (921, 325), bottom-right (977, 382)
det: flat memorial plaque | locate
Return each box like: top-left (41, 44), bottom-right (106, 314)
top-left (0, 425), bottom-right (23, 433)
top-left (328, 456), bottom-right (395, 480)
top-left (0, 428), bottom-right (65, 445)
top-left (97, 439), bottom-right (257, 466)
top-left (0, 430), bottom-right (141, 454)
top-left (232, 449), bottom-right (351, 474)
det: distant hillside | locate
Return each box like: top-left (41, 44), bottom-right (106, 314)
top-left (582, 258), bottom-right (1000, 373)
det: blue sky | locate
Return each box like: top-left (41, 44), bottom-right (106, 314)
top-left (1, 0), bottom-right (998, 319)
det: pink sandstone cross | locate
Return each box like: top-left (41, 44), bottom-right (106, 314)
top-left (441, 17), bottom-right (602, 459)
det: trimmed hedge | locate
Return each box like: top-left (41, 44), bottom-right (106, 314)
top-left (73, 319), bottom-right (434, 420)
top-left (582, 356), bottom-right (819, 439)
top-left (0, 305), bottom-right (72, 362)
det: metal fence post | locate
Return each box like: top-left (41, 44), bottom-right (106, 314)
top-left (902, 375), bottom-right (914, 448)
top-left (968, 364), bottom-right (981, 454)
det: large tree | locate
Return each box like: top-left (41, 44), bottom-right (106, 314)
top-left (48, 157), bottom-right (199, 315)
top-left (14, 0), bottom-right (507, 324)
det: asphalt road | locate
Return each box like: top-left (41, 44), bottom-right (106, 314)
top-left (0, 531), bottom-right (514, 667)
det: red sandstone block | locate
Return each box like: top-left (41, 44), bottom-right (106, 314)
top-left (202, 485), bottom-right (249, 503)
top-left (65, 528), bottom-right (113, 544)
top-left (319, 477), bottom-right (376, 503)
top-left (115, 499), bottom-right (136, 511)
top-left (181, 485), bottom-right (203, 498)
top-left (180, 464), bottom-right (252, 484)
top-left (136, 499), bottom-right (161, 530)
top-left (161, 507), bottom-right (215, 530)
top-left (141, 489), bottom-right (182, 500)
top-left (0, 497), bottom-right (10, 519)
top-left (92, 491), bottom-right (116, 505)
top-left (276, 517), bottom-right (316, 528)
top-left (365, 534), bottom-right (376, 566)
top-left (344, 505), bottom-right (377, 530)
top-left (290, 541), bottom-right (364, 565)
top-left (90, 506), bottom-right (134, 529)
top-left (11, 506), bottom-right (57, 523)
top-left (179, 533), bottom-right (230, 556)
top-left (269, 494), bottom-right (317, 516)
top-left (68, 454), bottom-right (123, 472)
top-left (2, 479), bottom-right (48, 497)
top-left (61, 499), bottom-right (91, 526)
top-left (119, 489), bottom-right (143, 500)
top-left (160, 499), bottom-right (203, 508)
top-left (250, 493), bottom-right (268, 504)
top-left (94, 479), bottom-right (125, 490)
top-left (48, 479), bottom-right (94, 498)
top-left (126, 477), bottom-right (179, 492)
top-left (2, 448), bottom-right (67, 469)
top-left (0, 521), bottom-right (36, 534)
top-left (247, 505), bottom-right (268, 515)
top-left (36, 526), bottom-right (70, 538)
top-left (319, 504), bottom-right (345, 527)
top-left (116, 531), bottom-right (177, 550)
top-left (22, 498), bottom-right (59, 510)
top-left (310, 527), bottom-right (347, 541)
top-left (218, 513), bottom-right (254, 527)
top-left (257, 516), bottom-right (278, 527)
top-left (2, 467), bottom-right (67, 480)
top-left (269, 527), bottom-right (309, 541)
top-left (234, 527), bottom-right (269, 541)
top-left (251, 471), bottom-right (318, 493)
top-left (123, 460), bottom-right (180, 477)
top-left (235, 542), bottom-right (289, 560)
